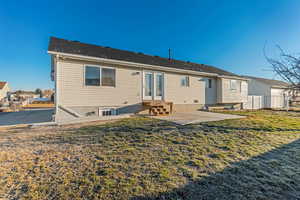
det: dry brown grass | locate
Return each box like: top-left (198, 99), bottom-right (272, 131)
top-left (22, 103), bottom-right (54, 108)
top-left (0, 110), bottom-right (300, 200)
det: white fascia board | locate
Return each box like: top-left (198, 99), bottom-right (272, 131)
top-left (271, 86), bottom-right (289, 89)
top-left (48, 51), bottom-right (219, 77)
top-left (218, 75), bottom-right (249, 81)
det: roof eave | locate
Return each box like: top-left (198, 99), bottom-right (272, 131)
top-left (48, 50), bottom-right (221, 77)
top-left (271, 85), bottom-right (290, 89)
top-left (218, 75), bottom-right (249, 81)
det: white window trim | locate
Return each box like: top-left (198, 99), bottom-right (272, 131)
top-left (154, 72), bottom-right (164, 100)
top-left (230, 79), bottom-right (237, 91)
top-left (83, 64), bottom-right (116, 88)
top-left (240, 81), bottom-right (243, 92)
top-left (206, 78), bottom-right (212, 88)
top-left (101, 66), bottom-right (116, 87)
top-left (181, 76), bottom-right (190, 87)
top-left (143, 71), bottom-right (154, 100)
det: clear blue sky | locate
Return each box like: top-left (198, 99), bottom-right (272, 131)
top-left (1, 0), bottom-right (300, 91)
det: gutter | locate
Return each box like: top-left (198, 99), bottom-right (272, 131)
top-left (271, 86), bottom-right (290, 89)
top-left (48, 51), bottom-right (240, 78)
top-left (218, 75), bottom-right (250, 81)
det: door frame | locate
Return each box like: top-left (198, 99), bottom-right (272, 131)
top-left (142, 70), bottom-right (165, 101)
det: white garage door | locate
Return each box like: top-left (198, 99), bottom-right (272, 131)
top-left (271, 88), bottom-right (284, 96)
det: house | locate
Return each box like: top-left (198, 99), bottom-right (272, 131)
top-left (243, 76), bottom-right (290, 108)
top-left (48, 37), bottom-right (248, 122)
top-left (290, 90), bottom-right (300, 106)
top-left (0, 82), bottom-right (10, 102)
top-left (8, 91), bottom-right (41, 106)
top-left (13, 91), bottom-right (40, 100)
top-left (42, 89), bottom-right (54, 100)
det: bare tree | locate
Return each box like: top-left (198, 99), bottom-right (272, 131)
top-left (265, 46), bottom-right (300, 90)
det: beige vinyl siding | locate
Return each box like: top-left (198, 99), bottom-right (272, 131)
top-left (217, 78), bottom-right (248, 103)
top-left (217, 78), bottom-right (223, 103)
top-left (0, 84), bottom-right (9, 100)
top-left (56, 59), bottom-right (212, 108)
top-left (57, 61), bottom-right (142, 107)
top-left (247, 79), bottom-right (271, 96)
top-left (55, 57), bottom-right (249, 112)
top-left (241, 80), bottom-right (248, 102)
top-left (271, 88), bottom-right (285, 96)
top-left (164, 74), bottom-right (205, 104)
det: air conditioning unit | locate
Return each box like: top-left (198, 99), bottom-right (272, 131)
top-left (98, 108), bottom-right (118, 116)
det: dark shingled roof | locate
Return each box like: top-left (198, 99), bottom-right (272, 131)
top-left (48, 37), bottom-right (237, 77)
top-left (243, 75), bottom-right (290, 88)
top-left (0, 82), bottom-right (7, 90)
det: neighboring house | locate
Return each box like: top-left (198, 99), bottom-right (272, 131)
top-left (42, 89), bottom-right (54, 98)
top-left (0, 82), bottom-right (10, 102)
top-left (243, 76), bottom-right (290, 108)
top-left (9, 91), bottom-right (40, 106)
top-left (48, 37), bottom-right (248, 122)
top-left (290, 90), bottom-right (300, 106)
top-left (14, 91), bottom-right (40, 100)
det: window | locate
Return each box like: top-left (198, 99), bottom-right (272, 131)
top-left (102, 68), bottom-right (116, 86)
top-left (85, 66), bottom-right (100, 86)
top-left (206, 79), bottom-right (212, 88)
top-left (145, 73), bottom-right (153, 96)
top-left (156, 73), bottom-right (163, 97)
top-left (230, 80), bottom-right (237, 90)
top-left (181, 76), bottom-right (189, 87)
top-left (85, 66), bottom-right (116, 87)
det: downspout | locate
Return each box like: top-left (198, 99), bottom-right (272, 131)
top-left (54, 54), bottom-right (60, 122)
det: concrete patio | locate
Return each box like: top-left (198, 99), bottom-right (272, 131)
top-left (150, 111), bottom-right (245, 125)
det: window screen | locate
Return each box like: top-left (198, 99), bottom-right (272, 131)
top-left (230, 80), bottom-right (237, 90)
top-left (181, 76), bottom-right (189, 87)
top-left (102, 68), bottom-right (116, 86)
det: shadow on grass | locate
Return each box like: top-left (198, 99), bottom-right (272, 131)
top-left (132, 138), bottom-right (300, 200)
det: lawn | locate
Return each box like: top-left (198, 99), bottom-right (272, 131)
top-left (0, 110), bottom-right (300, 200)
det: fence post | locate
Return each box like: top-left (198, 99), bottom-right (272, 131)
top-left (286, 96), bottom-right (289, 111)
